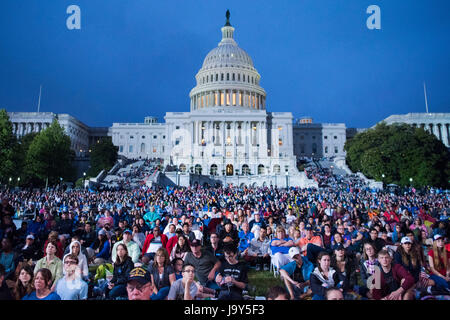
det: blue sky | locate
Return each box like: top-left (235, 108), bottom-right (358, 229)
top-left (0, 0), bottom-right (449, 128)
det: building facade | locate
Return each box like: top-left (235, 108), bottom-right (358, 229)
top-left (293, 119), bottom-right (347, 159)
top-left (7, 111), bottom-right (108, 157)
top-left (380, 113), bottom-right (450, 147)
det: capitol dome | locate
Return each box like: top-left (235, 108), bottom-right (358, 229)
top-left (189, 11), bottom-right (266, 112)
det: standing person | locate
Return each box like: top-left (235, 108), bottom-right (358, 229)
top-left (126, 267), bottom-right (154, 300)
top-left (22, 268), bottom-right (61, 300)
top-left (371, 250), bottom-right (415, 300)
top-left (34, 241), bottom-right (63, 287)
top-left (279, 247), bottom-right (314, 300)
top-left (106, 243), bottom-right (134, 299)
top-left (184, 239), bottom-right (221, 290)
top-left (148, 247), bottom-right (175, 300)
top-left (215, 245), bottom-right (248, 300)
top-left (12, 265), bottom-right (34, 300)
top-left (427, 234), bottom-right (450, 291)
top-left (310, 251), bottom-right (341, 300)
top-left (111, 229), bottom-right (140, 264)
top-left (54, 254), bottom-right (88, 300)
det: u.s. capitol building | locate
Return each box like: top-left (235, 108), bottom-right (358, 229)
top-left (109, 13), bottom-right (318, 187)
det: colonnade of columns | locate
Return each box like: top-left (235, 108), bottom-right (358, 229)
top-left (191, 90), bottom-right (265, 110)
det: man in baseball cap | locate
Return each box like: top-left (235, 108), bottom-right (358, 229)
top-left (126, 267), bottom-right (153, 300)
top-left (279, 246), bottom-right (314, 300)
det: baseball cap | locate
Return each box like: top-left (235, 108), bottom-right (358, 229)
top-left (123, 229), bottom-right (132, 234)
top-left (288, 247), bottom-right (301, 259)
top-left (190, 239), bottom-right (202, 247)
top-left (128, 267), bottom-right (151, 284)
top-left (335, 244), bottom-right (345, 251)
top-left (305, 224), bottom-right (313, 231)
top-left (401, 236), bottom-right (412, 244)
top-left (26, 234), bottom-right (35, 240)
top-left (434, 234), bottom-right (444, 241)
top-left (98, 229), bottom-right (107, 236)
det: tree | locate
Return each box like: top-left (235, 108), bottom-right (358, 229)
top-left (344, 122), bottom-right (450, 188)
top-left (88, 137), bottom-right (118, 177)
top-left (25, 119), bottom-right (75, 186)
top-left (0, 109), bottom-right (18, 184)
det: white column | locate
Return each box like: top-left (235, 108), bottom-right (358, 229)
top-left (443, 124), bottom-right (449, 147)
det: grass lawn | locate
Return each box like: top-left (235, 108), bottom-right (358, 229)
top-left (247, 269), bottom-right (284, 297)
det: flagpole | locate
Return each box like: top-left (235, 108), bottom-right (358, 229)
top-left (37, 85), bottom-right (42, 112)
top-left (423, 82), bottom-right (429, 114)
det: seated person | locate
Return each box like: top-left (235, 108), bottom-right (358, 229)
top-left (167, 263), bottom-right (215, 300)
top-left (270, 226), bottom-right (294, 269)
top-left (218, 220), bottom-right (239, 249)
top-left (279, 247), bottom-right (314, 300)
top-left (237, 222), bottom-right (254, 254)
top-left (310, 252), bottom-right (341, 300)
top-left (215, 245), bottom-right (248, 300)
top-left (141, 227), bottom-right (168, 264)
top-left (371, 249), bottom-right (415, 300)
top-left (330, 244), bottom-right (358, 295)
top-left (244, 226), bottom-right (271, 271)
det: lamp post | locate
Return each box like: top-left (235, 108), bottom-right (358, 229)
top-left (409, 177), bottom-right (413, 189)
top-left (17, 177), bottom-right (20, 187)
top-left (381, 174), bottom-right (385, 188)
top-left (83, 172), bottom-right (86, 189)
top-left (222, 169), bottom-right (226, 187)
top-left (8, 177), bottom-right (12, 187)
top-left (235, 168), bottom-right (239, 187)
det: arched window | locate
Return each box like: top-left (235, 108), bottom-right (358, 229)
top-left (179, 164), bottom-right (186, 172)
top-left (273, 165), bottom-right (281, 174)
top-left (242, 164), bottom-right (250, 175)
top-left (195, 164), bottom-right (202, 175)
top-left (258, 164), bottom-right (265, 175)
top-left (140, 143), bottom-right (145, 153)
top-left (210, 164), bottom-right (218, 176)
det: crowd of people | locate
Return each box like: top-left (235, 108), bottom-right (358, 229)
top-left (0, 165), bottom-right (449, 300)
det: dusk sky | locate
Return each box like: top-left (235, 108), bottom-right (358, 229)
top-left (0, 0), bottom-right (449, 128)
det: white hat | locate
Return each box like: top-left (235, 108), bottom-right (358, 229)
top-left (288, 247), bottom-right (301, 259)
top-left (401, 236), bottom-right (412, 244)
top-left (434, 234), bottom-right (444, 241)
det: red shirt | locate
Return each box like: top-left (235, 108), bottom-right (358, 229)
top-left (428, 249), bottom-right (446, 276)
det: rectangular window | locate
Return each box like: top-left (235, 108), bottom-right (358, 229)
top-left (324, 136), bottom-right (328, 139)
top-left (335, 146), bottom-right (338, 153)
top-left (232, 92), bottom-right (236, 105)
top-left (119, 146), bottom-right (123, 152)
top-left (129, 145), bottom-right (133, 153)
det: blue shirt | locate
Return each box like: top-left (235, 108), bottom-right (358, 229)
top-left (55, 278), bottom-right (88, 300)
top-left (280, 256), bottom-right (314, 282)
top-left (22, 291), bottom-right (61, 300)
top-left (270, 237), bottom-right (293, 255)
top-left (238, 231), bottom-right (254, 252)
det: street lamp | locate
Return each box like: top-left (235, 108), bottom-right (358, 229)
top-left (235, 168), bottom-right (239, 187)
top-left (83, 172), bottom-right (86, 189)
